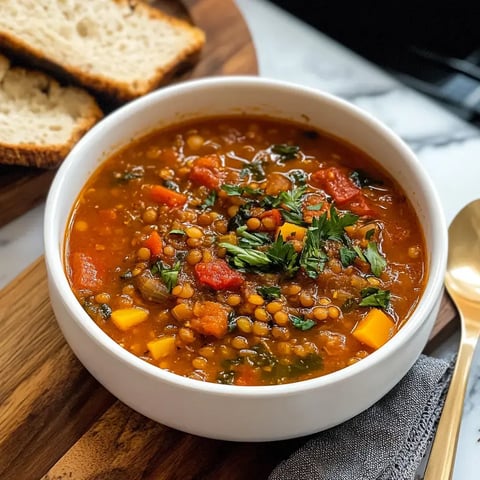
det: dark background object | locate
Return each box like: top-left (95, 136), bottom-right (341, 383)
top-left (269, 1), bottom-right (480, 124)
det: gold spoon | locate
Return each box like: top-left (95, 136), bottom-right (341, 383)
top-left (424, 198), bottom-right (480, 480)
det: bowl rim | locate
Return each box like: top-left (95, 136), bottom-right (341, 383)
top-left (44, 75), bottom-right (448, 397)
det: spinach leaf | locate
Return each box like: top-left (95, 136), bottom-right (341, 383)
top-left (290, 315), bottom-right (316, 331)
top-left (359, 287), bottom-right (391, 309)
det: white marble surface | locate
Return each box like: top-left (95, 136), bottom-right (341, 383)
top-left (0, 0), bottom-right (479, 477)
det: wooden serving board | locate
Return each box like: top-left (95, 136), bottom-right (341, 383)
top-left (0, 0), bottom-right (258, 228)
top-left (0, 256), bottom-right (458, 480)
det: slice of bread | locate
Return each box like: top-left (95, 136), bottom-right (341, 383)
top-left (0, 54), bottom-right (103, 169)
top-left (0, 0), bottom-right (206, 102)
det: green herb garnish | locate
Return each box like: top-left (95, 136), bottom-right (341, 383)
top-left (168, 229), bottom-right (185, 236)
top-left (227, 311), bottom-right (237, 333)
top-left (240, 159), bottom-right (265, 180)
top-left (359, 287), bottom-right (391, 309)
top-left (364, 242), bottom-right (387, 277)
top-left (151, 260), bottom-right (181, 292)
top-left (221, 184), bottom-right (264, 197)
top-left (256, 285), bottom-right (281, 301)
top-left (236, 225), bottom-right (271, 248)
top-left (199, 190), bottom-right (217, 211)
top-left (289, 314), bottom-right (316, 331)
top-left (339, 246), bottom-right (358, 267)
top-left (271, 144), bottom-right (300, 160)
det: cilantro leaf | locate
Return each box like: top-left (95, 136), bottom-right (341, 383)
top-left (240, 159), bottom-right (265, 180)
top-left (151, 260), bottom-right (181, 293)
top-left (277, 186), bottom-right (307, 225)
top-left (339, 246), bottom-right (358, 267)
top-left (199, 190), bottom-right (217, 211)
top-left (359, 287), bottom-right (391, 309)
top-left (256, 285), bottom-right (281, 301)
top-left (267, 236), bottom-right (300, 277)
top-left (221, 184), bottom-right (264, 197)
top-left (300, 217), bottom-right (328, 279)
top-left (323, 206), bottom-right (358, 243)
top-left (290, 315), bottom-right (316, 331)
top-left (271, 144), bottom-right (300, 160)
top-left (288, 169), bottom-right (308, 186)
top-left (227, 203), bottom-right (252, 231)
top-left (163, 179), bottom-right (180, 192)
top-left (219, 242), bottom-right (272, 270)
top-left (236, 225), bottom-right (271, 248)
top-left (364, 242), bottom-right (387, 277)
top-left (168, 229), bottom-right (185, 236)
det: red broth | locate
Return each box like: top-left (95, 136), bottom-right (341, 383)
top-left (65, 116), bottom-right (427, 386)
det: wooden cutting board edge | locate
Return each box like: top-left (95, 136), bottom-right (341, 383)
top-left (0, 257), bottom-right (459, 480)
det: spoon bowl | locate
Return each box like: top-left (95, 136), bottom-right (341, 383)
top-left (424, 198), bottom-right (480, 479)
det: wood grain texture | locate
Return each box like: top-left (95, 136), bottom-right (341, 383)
top-left (0, 0), bottom-right (258, 228)
top-left (0, 258), bottom-right (459, 480)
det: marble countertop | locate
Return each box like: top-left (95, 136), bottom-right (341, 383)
top-left (1, 0), bottom-right (479, 477)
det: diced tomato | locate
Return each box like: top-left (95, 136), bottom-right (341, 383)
top-left (191, 301), bottom-right (230, 338)
top-left (311, 167), bottom-right (374, 216)
top-left (189, 155), bottom-right (222, 189)
top-left (70, 252), bottom-right (104, 291)
top-left (194, 259), bottom-right (244, 290)
top-left (147, 185), bottom-right (187, 208)
top-left (260, 208), bottom-right (283, 228)
top-left (143, 231), bottom-right (163, 257)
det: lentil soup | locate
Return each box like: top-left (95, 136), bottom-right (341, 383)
top-left (65, 116), bottom-right (427, 386)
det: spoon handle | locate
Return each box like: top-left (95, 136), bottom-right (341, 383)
top-left (423, 308), bottom-right (479, 480)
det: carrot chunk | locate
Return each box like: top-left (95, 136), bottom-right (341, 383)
top-left (147, 185), bottom-right (187, 207)
top-left (352, 308), bottom-right (395, 349)
top-left (195, 259), bottom-right (244, 290)
top-left (143, 231), bottom-right (163, 257)
top-left (70, 252), bottom-right (103, 291)
top-left (191, 301), bottom-right (230, 338)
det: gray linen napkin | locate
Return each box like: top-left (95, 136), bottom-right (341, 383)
top-left (269, 354), bottom-right (454, 480)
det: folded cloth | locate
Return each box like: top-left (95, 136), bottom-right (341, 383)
top-left (269, 354), bottom-right (455, 480)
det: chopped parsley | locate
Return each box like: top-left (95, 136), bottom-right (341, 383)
top-left (221, 184), bottom-right (264, 197)
top-left (256, 285), bottom-right (281, 301)
top-left (364, 242), bottom-right (387, 277)
top-left (151, 260), bottom-right (181, 292)
top-left (240, 159), bottom-right (265, 180)
top-left (290, 315), bottom-right (316, 331)
top-left (199, 190), bottom-right (217, 211)
top-left (168, 229), bottom-right (185, 236)
top-left (339, 246), bottom-right (358, 267)
top-left (359, 287), bottom-right (391, 309)
top-left (236, 225), bottom-right (271, 248)
top-left (271, 144), bottom-right (300, 160)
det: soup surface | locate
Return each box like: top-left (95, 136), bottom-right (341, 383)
top-left (66, 116), bottom-right (427, 386)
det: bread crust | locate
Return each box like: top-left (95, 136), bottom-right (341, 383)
top-left (0, 56), bottom-right (103, 169)
top-left (0, 0), bottom-right (206, 102)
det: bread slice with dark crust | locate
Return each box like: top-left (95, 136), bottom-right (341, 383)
top-left (0, 54), bottom-right (103, 169)
top-left (0, 0), bottom-right (206, 102)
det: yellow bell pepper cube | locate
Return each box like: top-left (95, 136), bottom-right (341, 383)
top-left (352, 308), bottom-right (395, 350)
top-left (277, 222), bottom-right (307, 241)
top-left (111, 307), bottom-right (149, 331)
top-left (147, 336), bottom-right (176, 360)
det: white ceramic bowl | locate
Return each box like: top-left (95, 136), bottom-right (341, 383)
top-left (44, 76), bottom-right (447, 441)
